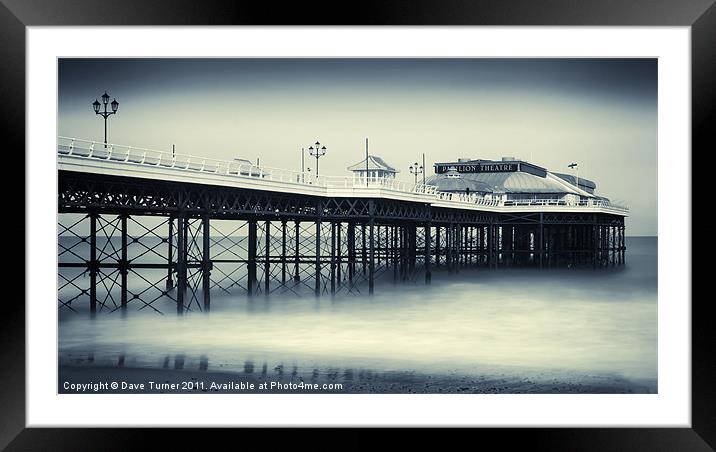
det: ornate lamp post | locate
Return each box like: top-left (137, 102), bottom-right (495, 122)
top-left (409, 161), bottom-right (424, 184)
top-left (92, 91), bottom-right (119, 148)
top-left (308, 141), bottom-right (327, 177)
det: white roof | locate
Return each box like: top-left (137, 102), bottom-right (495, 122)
top-left (347, 155), bottom-right (399, 173)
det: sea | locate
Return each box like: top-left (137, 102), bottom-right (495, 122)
top-left (58, 236), bottom-right (657, 392)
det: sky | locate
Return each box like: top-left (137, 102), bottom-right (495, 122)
top-left (58, 58), bottom-right (657, 235)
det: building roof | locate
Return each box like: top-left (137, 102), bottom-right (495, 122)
top-left (426, 171), bottom-right (590, 195)
top-left (347, 155), bottom-right (398, 173)
top-left (425, 175), bottom-right (494, 193)
top-left (552, 172), bottom-right (597, 190)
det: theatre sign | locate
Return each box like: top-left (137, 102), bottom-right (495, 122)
top-left (434, 162), bottom-right (519, 174)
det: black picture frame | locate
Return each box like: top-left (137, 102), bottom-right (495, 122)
top-left (3, 0), bottom-right (711, 449)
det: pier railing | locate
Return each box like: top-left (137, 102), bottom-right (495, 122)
top-left (58, 137), bottom-right (628, 214)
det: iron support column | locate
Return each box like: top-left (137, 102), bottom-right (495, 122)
top-left (315, 220), bottom-right (321, 297)
top-left (89, 213), bottom-right (97, 317)
top-left (120, 214), bottom-right (128, 313)
top-left (202, 214), bottom-right (211, 311)
top-left (265, 221), bottom-right (271, 293)
top-left (247, 220), bottom-right (257, 295)
top-left (166, 216), bottom-right (174, 290)
top-left (368, 218), bottom-right (375, 295)
top-left (330, 221), bottom-right (336, 294)
top-left (281, 220), bottom-right (287, 285)
top-left (348, 222), bottom-right (355, 284)
top-left (425, 224), bottom-right (432, 284)
top-left (294, 221), bottom-right (300, 283)
top-left (176, 215), bottom-right (187, 314)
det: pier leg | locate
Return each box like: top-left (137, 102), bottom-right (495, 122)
top-left (539, 214), bottom-right (544, 269)
top-left (89, 213), bottom-right (97, 317)
top-left (369, 219), bottom-right (375, 295)
top-left (409, 223), bottom-right (417, 275)
top-left (176, 215), bottom-right (187, 314)
top-left (315, 220), bottom-right (321, 297)
top-left (468, 226), bottom-right (473, 267)
top-left (491, 225), bottom-right (496, 268)
top-left (281, 220), bottom-right (287, 285)
top-left (392, 225), bottom-right (398, 281)
top-left (330, 221), bottom-right (336, 295)
top-left (446, 224), bottom-right (452, 273)
top-left (336, 222), bottom-right (342, 286)
top-left (477, 225), bottom-right (483, 266)
top-left (348, 222), bottom-right (355, 284)
top-left (294, 221), bottom-right (300, 283)
top-left (376, 224), bottom-right (381, 266)
top-left (435, 226), bottom-right (441, 268)
top-left (361, 223), bottom-right (367, 275)
top-left (612, 225), bottom-right (617, 266)
top-left (621, 224), bottom-right (626, 265)
top-left (120, 214), bottom-right (128, 314)
top-left (247, 220), bottom-right (257, 296)
top-left (455, 224), bottom-right (461, 273)
top-left (401, 225), bottom-right (407, 280)
top-left (425, 224), bottom-right (431, 284)
top-left (202, 214), bottom-right (211, 311)
top-left (166, 217), bottom-right (174, 291)
top-left (265, 220), bottom-right (271, 294)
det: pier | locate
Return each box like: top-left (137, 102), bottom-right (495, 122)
top-left (57, 137), bottom-right (628, 315)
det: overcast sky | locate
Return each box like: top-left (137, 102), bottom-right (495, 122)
top-left (59, 58), bottom-right (657, 235)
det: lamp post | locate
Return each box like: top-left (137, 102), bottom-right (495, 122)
top-left (422, 152), bottom-right (426, 185)
top-left (92, 91), bottom-right (119, 148)
top-left (308, 141), bottom-right (327, 177)
top-left (409, 161), bottom-right (424, 185)
top-left (568, 162), bottom-right (579, 189)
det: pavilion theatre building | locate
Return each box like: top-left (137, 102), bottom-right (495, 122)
top-left (424, 157), bottom-right (627, 268)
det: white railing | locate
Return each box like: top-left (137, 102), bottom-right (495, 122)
top-left (57, 137), bottom-right (628, 213)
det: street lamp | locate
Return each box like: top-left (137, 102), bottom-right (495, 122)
top-left (92, 91), bottom-right (119, 148)
top-left (308, 141), bottom-right (327, 177)
top-left (409, 161), bottom-right (424, 185)
top-left (568, 162), bottom-right (579, 189)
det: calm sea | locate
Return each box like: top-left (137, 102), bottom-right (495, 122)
top-left (58, 236), bottom-right (657, 381)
